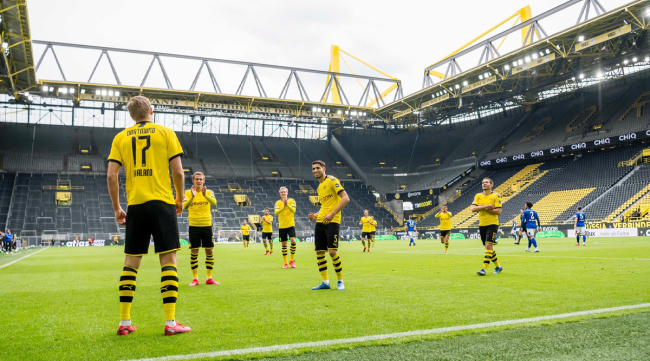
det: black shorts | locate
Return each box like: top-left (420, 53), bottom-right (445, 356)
top-left (361, 232), bottom-right (372, 239)
top-left (242, 235), bottom-right (250, 242)
top-left (189, 226), bottom-right (214, 249)
top-left (479, 225), bottom-right (499, 246)
top-left (440, 230), bottom-right (450, 237)
top-left (261, 232), bottom-right (273, 241)
top-left (371, 231), bottom-right (376, 236)
top-left (315, 222), bottom-right (340, 251)
top-left (125, 200), bottom-right (180, 256)
top-left (279, 227), bottom-right (296, 242)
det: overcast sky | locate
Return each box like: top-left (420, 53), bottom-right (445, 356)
top-left (29, 0), bottom-right (633, 103)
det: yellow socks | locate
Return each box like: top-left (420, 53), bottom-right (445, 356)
top-left (190, 253), bottom-right (198, 280)
top-left (290, 243), bottom-right (296, 262)
top-left (119, 265), bottom-right (138, 321)
top-left (362, 240), bottom-right (366, 249)
top-left (482, 250), bottom-right (491, 270)
top-left (269, 241), bottom-right (274, 252)
top-left (160, 264), bottom-right (178, 321)
top-left (282, 244), bottom-right (288, 264)
top-left (445, 241), bottom-right (449, 252)
top-left (490, 250), bottom-right (500, 267)
top-left (332, 253), bottom-right (343, 281)
top-left (263, 241), bottom-right (269, 251)
top-left (206, 254), bottom-right (214, 279)
top-left (317, 253), bottom-right (328, 280)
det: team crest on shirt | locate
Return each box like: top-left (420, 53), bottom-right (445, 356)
top-left (335, 183), bottom-right (340, 188)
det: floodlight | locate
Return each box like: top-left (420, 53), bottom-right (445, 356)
top-left (59, 88), bottom-right (67, 94)
top-left (623, 59), bottom-right (629, 65)
top-left (645, 57), bottom-right (649, 62)
top-left (95, 90), bottom-right (101, 95)
top-left (115, 91), bottom-right (120, 96)
top-left (454, 84), bottom-right (459, 89)
top-left (525, 56), bottom-right (531, 62)
top-left (518, 59), bottom-right (523, 65)
top-left (633, 57), bottom-right (638, 62)
top-left (512, 61), bottom-right (517, 67)
top-left (108, 91), bottom-right (114, 96)
top-left (483, 72), bottom-right (489, 78)
top-left (479, 75), bottom-right (483, 80)
top-left (578, 36), bottom-right (584, 42)
top-left (532, 53), bottom-right (538, 60)
top-left (101, 90), bottom-right (107, 96)
top-left (49, 87), bottom-right (54, 92)
top-left (41, 85), bottom-right (48, 92)
top-left (81, 89), bottom-right (86, 94)
top-left (337, 110), bottom-right (341, 114)
top-left (579, 73), bottom-right (585, 79)
top-left (597, 72), bottom-right (603, 79)
top-left (504, 65), bottom-right (510, 71)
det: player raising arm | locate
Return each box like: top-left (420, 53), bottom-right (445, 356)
top-left (183, 172), bottom-right (219, 286)
top-left (435, 205), bottom-right (452, 254)
top-left (308, 160), bottom-right (349, 291)
top-left (275, 187), bottom-right (298, 268)
top-left (471, 177), bottom-right (503, 276)
top-left (107, 96), bottom-right (190, 336)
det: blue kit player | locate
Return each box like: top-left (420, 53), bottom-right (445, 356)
top-left (406, 216), bottom-right (417, 246)
top-left (510, 220), bottom-right (518, 242)
top-left (521, 202), bottom-right (541, 253)
top-left (574, 206), bottom-right (586, 246)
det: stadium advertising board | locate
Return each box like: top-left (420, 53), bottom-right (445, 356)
top-left (420, 93), bottom-right (450, 108)
top-left (511, 53), bottom-right (555, 75)
top-left (442, 166), bottom-right (475, 190)
top-left (386, 189), bottom-right (436, 210)
top-left (567, 228), bottom-right (637, 238)
top-left (479, 129), bottom-right (650, 167)
top-left (574, 24), bottom-right (631, 52)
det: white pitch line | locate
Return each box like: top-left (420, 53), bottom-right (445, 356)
top-left (126, 303), bottom-right (650, 361)
top-left (0, 247), bottom-right (48, 270)
top-left (387, 251), bottom-right (650, 261)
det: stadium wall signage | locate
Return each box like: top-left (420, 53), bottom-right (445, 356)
top-left (574, 24), bottom-right (632, 52)
top-left (479, 129), bottom-right (650, 167)
top-left (462, 75), bottom-right (497, 94)
top-left (511, 53), bottom-right (556, 75)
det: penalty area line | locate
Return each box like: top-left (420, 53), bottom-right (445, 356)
top-left (125, 303), bottom-right (650, 361)
top-left (0, 247), bottom-right (48, 270)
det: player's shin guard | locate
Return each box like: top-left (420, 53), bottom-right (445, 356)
top-left (531, 238), bottom-right (537, 248)
top-left (263, 241), bottom-right (268, 251)
top-left (119, 266), bottom-right (138, 321)
top-left (161, 264), bottom-right (179, 321)
top-left (482, 250), bottom-right (490, 270)
top-left (583, 235), bottom-right (586, 244)
top-left (290, 243), bottom-right (296, 261)
top-left (269, 241), bottom-right (274, 252)
top-left (190, 253), bottom-right (198, 280)
top-left (445, 241), bottom-right (449, 252)
top-left (282, 244), bottom-right (288, 264)
top-left (361, 239), bottom-right (366, 249)
top-left (206, 254), bottom-right (214, 279)
top-left (576, 235), bottom-right (580, 243)
top-left (317, 253), bottom-right (328, 281)
top-left (490, 250), bottom-right (500, 267)
top-left (332, 253), bottom-right (343, 281)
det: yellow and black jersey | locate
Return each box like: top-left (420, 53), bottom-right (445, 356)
top-left (472, 192), bottom-right (502, 226)
top-left (370, 217), bottom-right (378, 232)
top-left (274, 198), bottom-right (296, 229)
top-left (262, 215), bottom-right (273, 233)
top-left (360, 216), bottom-right (374, 232)
top-left (108, 121), bottom-right (183, 206)
top-left (435, 211), bottom-right (453, 231)
top-left (183, 189), bottom-right (217, 227)
top-left (240, 224), bottom-right (252, 236)
top-left (317, 175), bottom-right (345, 224)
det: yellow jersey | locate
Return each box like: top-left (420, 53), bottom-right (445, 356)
top-left (240, 224), bottom-right (251, 236)
top-left (262, 215), bottom-right (273, 233)
top-left (108, 121), bottom-right (184, 206)
top-left (370, 217), bottom-right (377, 232)
top-left (360, 216), bottom-right (374, 232)
top-left (183, 189), bottom-right (217, 227)
top-left (274, 198), bottom-right (296, 229)
top-left (435, 211), bottom-right (453, 231)
top-left (472, 192), bottom-right (502, 226)
top-left (317, 175), bottom-right (345, 223)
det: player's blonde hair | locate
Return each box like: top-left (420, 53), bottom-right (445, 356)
top-left (279, 186), bottom-right (288, 193)
top-left (127, 96), bottom-right (152, 121)
top-left (192, 172), bottom-right (205, 180)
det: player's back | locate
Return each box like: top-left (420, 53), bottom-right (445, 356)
top-left (522, 209), bottom-right (536, 225)
top-left (108, 122), bottom-right (183, 206)
top-left (575, 211), bottom-right (586, 226)
top-left (406, 220), bottom-right (415, 231)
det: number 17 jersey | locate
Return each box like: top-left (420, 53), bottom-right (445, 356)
top-left (108, 121), bottom-right (184, 206)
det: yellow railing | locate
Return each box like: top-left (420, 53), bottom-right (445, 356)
top-left (377, 201), bottom-right (402, 226)
top-left (43, 185), bottom-right (84, 190)
top-left (618, 149), bottom-right (645, 167)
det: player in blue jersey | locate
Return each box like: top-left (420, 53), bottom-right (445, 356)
top-left (345, 227), bottom-right (351, 242)
top-left (510, 220), bottom-right (518, 241)
top-left (406, 216), bottom-right (417, 246)
top-left (574, 206), bottom-right (586, 246)
top-left (521, 202), bottom-right (541, 252)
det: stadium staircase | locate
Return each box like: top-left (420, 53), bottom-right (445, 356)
top-left (450, 164), bottom-right (545, 228)
top-left (507, 188), bottom-right (597, 225)
top-left (605, 184), bottom-right (650, 222)
top-left (618, 91), bottom-right (650, 121)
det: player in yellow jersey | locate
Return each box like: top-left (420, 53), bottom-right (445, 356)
top-left (369, 216), bottom-right (378, 247)
top-left (275, 187), bottom-right (298, 268)
top-left (107, 96), bottom-right (190, 336)
top-left (261, 208), bottom-right (274, 255)
top-left (183, 172), bottom-right (219, 287)
top-left (240, 220), bottom-right (252, 250)
top-left (359, 209), bottom-right (374, 252)
top-left (471, 177), bottom-right (503, 276)
top-left (308, 160), bottom-right (349, 291)
top-left (435, 205), bottom-right (452, 254)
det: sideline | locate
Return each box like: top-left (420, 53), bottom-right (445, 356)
top-left (126, 303), bottom-right (650, 361)
top-left (0, 247), bottom-right (48, 270)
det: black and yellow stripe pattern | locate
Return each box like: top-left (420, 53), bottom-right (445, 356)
top-left (282, 244), bottom-right (288, 264)
top-left (482, 250), bottom-right (491, 270)
top-left (190, 253), bottom-right (199, 279)
top-left (269, 241), bottom-right (274, 252)
top-left (290, 243), bottom-right (296, 262)
top-left (317, 253), bottom-right (328, 280)
top-left (445, 241), bottom-right (449, 252)
top-left (119, 265), bottom-right (138, 321)
top-left (263, 241), bottom-right (269, 251)
top-left (161, 264), bottom-right (179, 321)
top-left (490, 250), bottom-right (500, 267)
top-left (332, 253), bottom-right (343, 281)
top-left (206, 254), bottom-right (214, 279)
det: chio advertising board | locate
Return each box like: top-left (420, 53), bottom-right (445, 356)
top-left (480, 129), bottom-right (650, 167)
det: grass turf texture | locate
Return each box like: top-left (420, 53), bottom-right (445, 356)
top-left (1, 237), bottom-right (649, 361)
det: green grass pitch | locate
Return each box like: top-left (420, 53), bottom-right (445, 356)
top-left (2, 237), bottom-right (649, 361)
